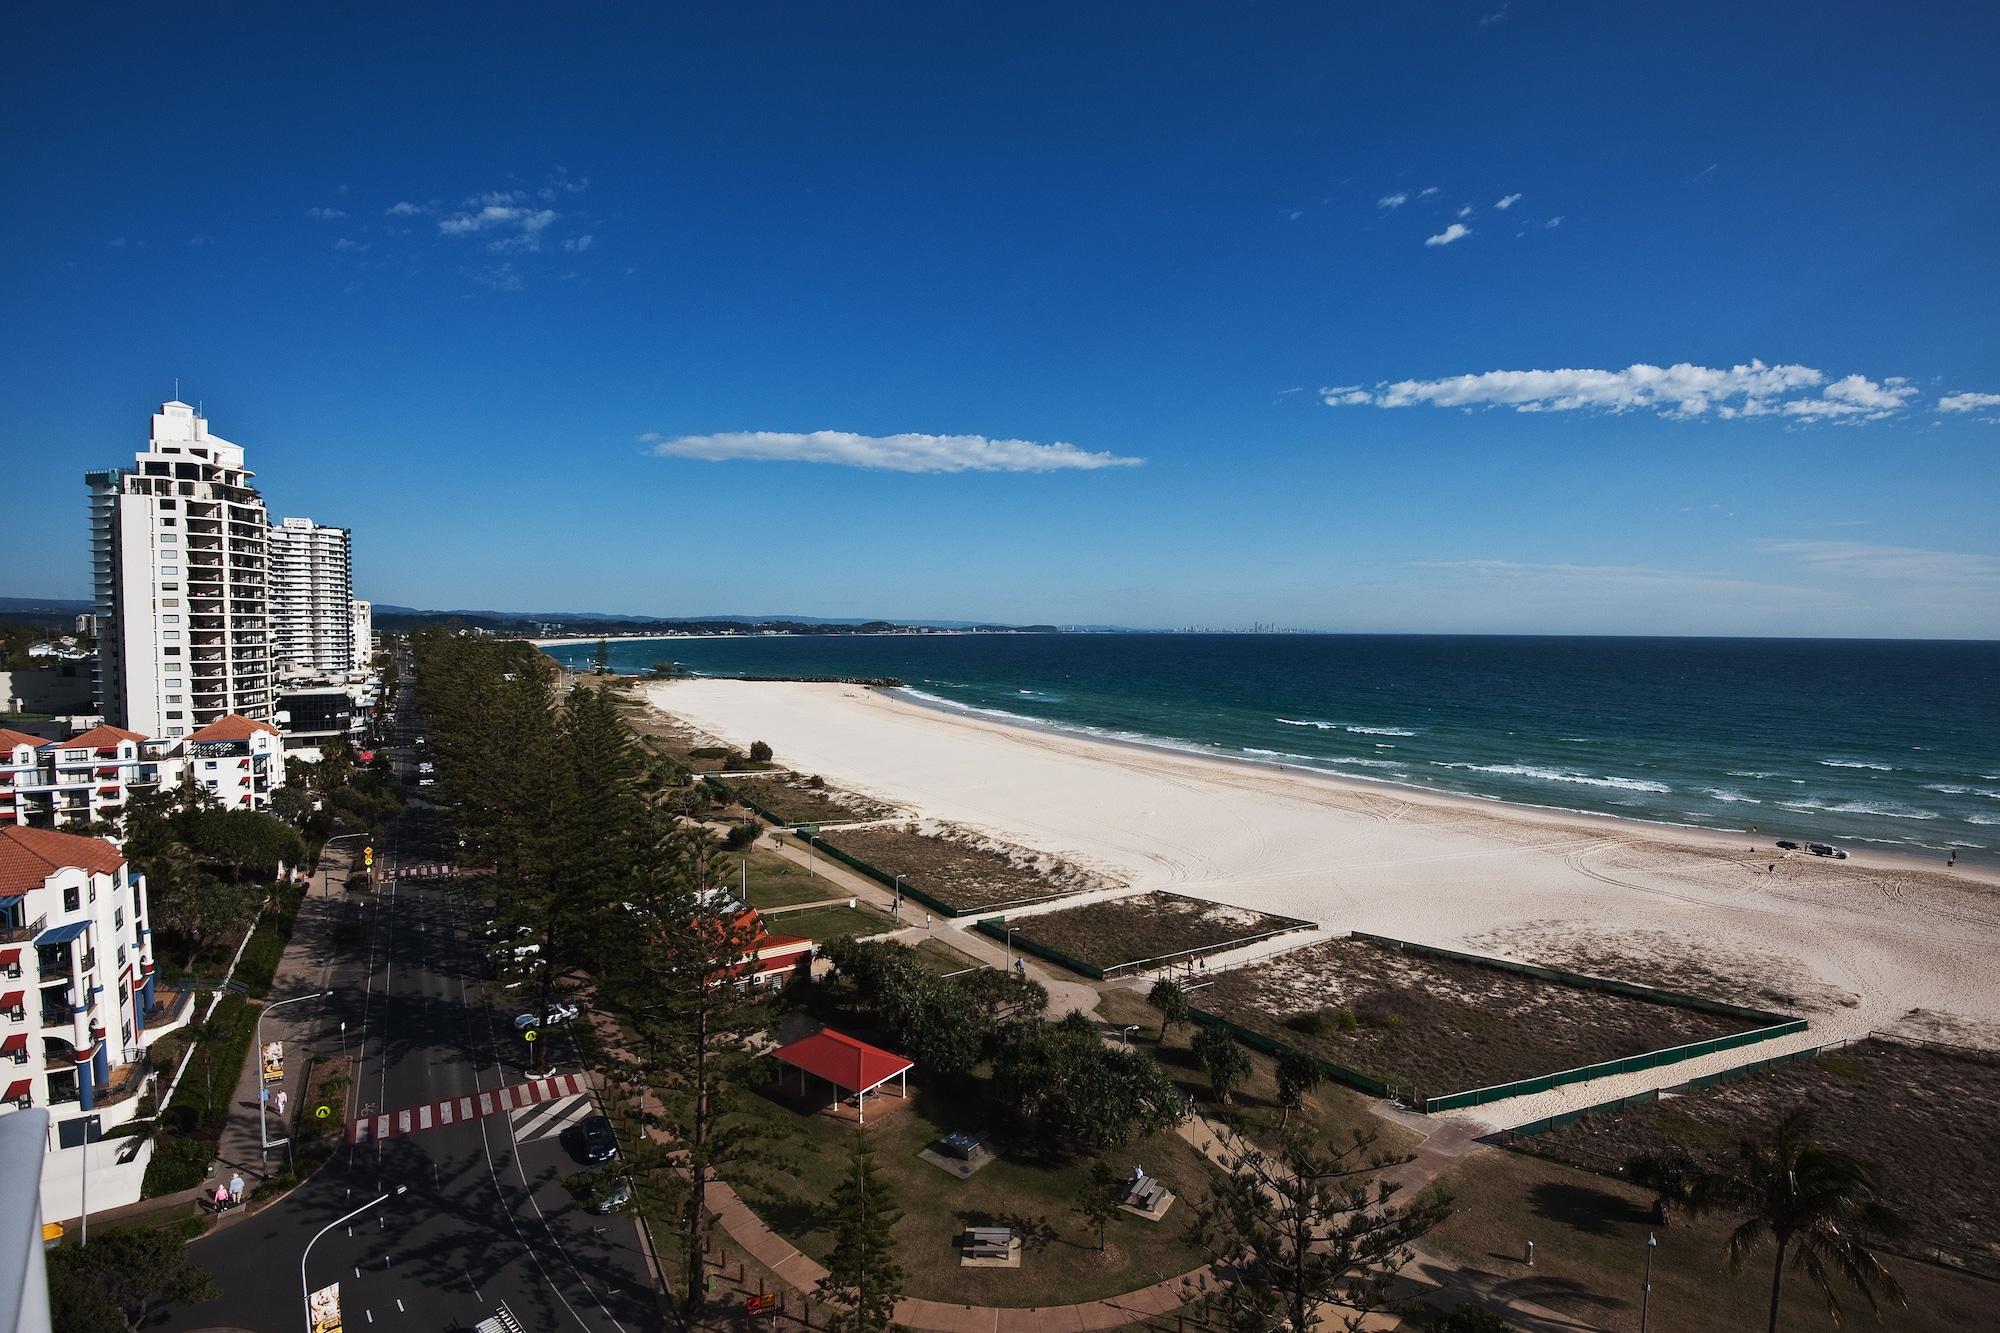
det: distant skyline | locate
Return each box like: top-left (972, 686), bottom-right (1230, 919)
top-left (4, 4), bottom-right (1997, 638)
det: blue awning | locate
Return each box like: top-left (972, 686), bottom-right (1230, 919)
top-left (35, 920), bottom-right (89, 947)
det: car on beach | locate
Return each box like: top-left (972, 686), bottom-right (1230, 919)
top-left (514, 1002), bottom-right (581, 1031)
top-left (1806, 842), bottom-right (1849, 859)
top-left (1775, 839), bottom-right (1800, 851)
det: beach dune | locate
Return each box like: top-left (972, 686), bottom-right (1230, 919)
top-left (643, 679), bottom-right (2000, 1119)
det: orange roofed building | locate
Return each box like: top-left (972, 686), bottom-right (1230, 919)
top-left (0, 713), bottom-right (285, 831)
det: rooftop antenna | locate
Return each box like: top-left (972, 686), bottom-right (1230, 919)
top-left (173, 376), bottom-right (181, 402)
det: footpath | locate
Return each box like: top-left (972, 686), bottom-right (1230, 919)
top-left (79, 838), bottom-right (375, 1232)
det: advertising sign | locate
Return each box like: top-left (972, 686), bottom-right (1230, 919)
top-left (308, 1281), bottom-right (343, 1333)
top-left (262, 1040), bottom-right (284, 1084)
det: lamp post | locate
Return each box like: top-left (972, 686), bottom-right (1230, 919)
top-left (1005, 926), bottom-right (1017, 968)
top-left (1641, 1231), bottom-right (1658, 1333)
top-left (320, 833), bottom-right (365, 898)
top-left (258, 990), bottom-right (331, 1166)
top-left (892, 875), bottom-right (901, 920)
top-left (301, 1185), bottom-right (406, 1331)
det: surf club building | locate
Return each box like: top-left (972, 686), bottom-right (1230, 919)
top-left (0, 825), bottom-right (168, 1219)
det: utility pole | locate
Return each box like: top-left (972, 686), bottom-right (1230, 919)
top-left (1641, 1231), bottom-right (1658, 1333)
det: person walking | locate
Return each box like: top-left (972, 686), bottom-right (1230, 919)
top-left (228, 1172), bottom-right (245, 1207)
top-left (274, 1090), bottom-right (287, 1118)
top-left (213, 1182), bottom-right (230, 1213)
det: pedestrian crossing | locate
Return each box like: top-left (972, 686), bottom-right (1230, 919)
top-left (508, 1091), bottom-right (595, 1144)
top-left (347, 1071), bottom-right (594, 1145)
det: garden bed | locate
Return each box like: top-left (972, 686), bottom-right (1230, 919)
top-left (729, 775), bottom-right (894, 826)
top-left (1513, 1036), bottom-right (2000, 1277)
top-left (995, 892), bottom-right (1313, 977)
top-left (815, 822), bottom-right (1112, 915)
top-left (1195, 936), bottom-right (1772, 1105)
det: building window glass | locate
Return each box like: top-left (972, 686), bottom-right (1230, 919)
top-left (160, 565), bottom-right (179, 576)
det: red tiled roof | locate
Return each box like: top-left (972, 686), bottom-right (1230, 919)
top-left (0, 729), bottom-right (49, 754)
top-left (0, 825), bottom-right (126, 896)
top-left (183, 714), bottom-right (279, 744)
top-left (61, 724), bottom-right (149, 751)
top-left (772, 1027), bottom-right (913, 1093)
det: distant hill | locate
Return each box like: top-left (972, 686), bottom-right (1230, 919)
top-left (0, 596), bottom-right (92, 629)
top-left (368, 605), bottom-right (1076, 636)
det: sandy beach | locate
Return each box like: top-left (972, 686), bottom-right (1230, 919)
top-left (642, 678), bottom-right (2000, 1120)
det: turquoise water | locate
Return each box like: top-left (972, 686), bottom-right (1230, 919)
top-left (546, 633), bottom-right (2000, 865)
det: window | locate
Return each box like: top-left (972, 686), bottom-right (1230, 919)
top-left (62, 886), bottom-right (80, 913)
top-left (167, 727), bottom-right (184, 737)
top-left (163, 647), bottom-right (180, 657)
top-left (164, 695), bottom-right (181, 705)
top-left (114, 908), bottom-right (123, 930)
top-left (159, 532), bottom-right (178, 544)
top-left (160, 517), bottom-right (176, 527)
top-left (162, 631), bottom-right (179, 642)
top-left (162, 615), bottom-right (180, 625)
top-left (161, 583), bottom-right (178, 592)
top-left (159, 500), bottom-right (176, 510)
top-left (164, 678), bottom-right (182, 689)
top-left (160, 565), bottom-right (179, 576)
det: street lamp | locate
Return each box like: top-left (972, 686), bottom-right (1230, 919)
top-left (1641, 1231), bottom-right (1658, 1333)
top-left (1005, 926), bottom-right (1017, 968)
top-left (301, 1185), bottom-right (407, 1332)
top-left (320, 833), bottom-right (366, 898)
top-left (258, 990), bottom-right (332, 1164)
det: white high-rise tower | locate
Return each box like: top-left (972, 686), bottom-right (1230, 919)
top-left (87, 401), bottom-right (272, 737)
top-left (268, 516), bottom-right (354, 675)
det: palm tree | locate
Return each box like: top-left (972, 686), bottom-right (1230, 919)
top-left (1691, 1107), bottom-right (1907, 1333)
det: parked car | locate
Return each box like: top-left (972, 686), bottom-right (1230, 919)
top-left (589, 1177), bottom-right (633, 1214)
top-left (514, 1002), bottom-right (581, 1031)
top-left (577, 1114), bottom-right (619, 1164)
top-left (1775, 839), bottom-right (1800, 851)
top-left (1806, 842), bottom-right (1849, 859)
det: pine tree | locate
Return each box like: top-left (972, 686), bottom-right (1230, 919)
top-left (818, 1134), bottom-right (905, 1332)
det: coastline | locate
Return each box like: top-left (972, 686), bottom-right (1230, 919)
top-left (640, 676), bottom-right (2000, 1062)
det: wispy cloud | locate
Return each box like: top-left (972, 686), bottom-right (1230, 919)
top-left (1377, 192), bottom-right (1409, 210)
top-left (1419, 187), bottom-right (1439, 198)
top-left (561, 234), bottom-right (594, 252)
top-left (332, 238), bottom-right (369, 253)
top-left (306, 206), bottom-right (346, 220)
top-left (1417, 558), bottom-right (1826, 604)
top-left (1479, 5), bottom-right (1511, 24)
top-left (1760, 540), bottom-right (2000, 584)
top-left (1425, 222), bottom-right (1472, 247)
top-left (384, 201), bottom-right (429, 218)
top-left (1938, 391), bottom-right (2000, 414)
top-left (1495, 192), bottom-right (1522, 210)
top-left (1544, 216), bottom-right (1564, 229)
top-left (1456, 204), bottom-right (1474, 219)
top-left (1323, 360), bottom-right (1919, 421)
top-left (641, 430), bottom-right (1144, 474)
top-left (438, 204), bottom-right (558, 251)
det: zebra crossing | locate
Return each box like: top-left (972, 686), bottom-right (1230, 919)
top-left (346, 1071), bottom-right (594, 1145)
top-left (507, 1088), bottom-right (596, 1144)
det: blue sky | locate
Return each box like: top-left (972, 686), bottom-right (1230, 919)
top-left (5, 3), bottom-right (1997, 636)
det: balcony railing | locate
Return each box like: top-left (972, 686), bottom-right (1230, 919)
top-left (0, 914), bottom-right (46, 944)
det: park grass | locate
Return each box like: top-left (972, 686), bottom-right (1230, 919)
top-left (723, 845), bottom-right (836, 909)
top-left (1196, 936), bottom-right (1759, 1103)
top-left (1513, 1036), bottom-right (2000, 1277)
top-left (727, 1061), bottom-right (1214, 1308)
top-left (1003, 891), bottom-right (1313, 976)
top-left (762, 901), bottom-right (900, 942)
top-left (911, 937), bottom-right (988, 975)
top-left (1426, 1144), bottom-right (1997, 1332)
top-left (1094, 987), bottom-right (1417, 1158)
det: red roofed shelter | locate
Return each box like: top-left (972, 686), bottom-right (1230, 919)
top-left (771, 1027), bottom-right (912, 1124)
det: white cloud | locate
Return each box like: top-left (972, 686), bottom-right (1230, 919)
top-left (1495, 193), bottom-right (1522, 210)
top-left (1545, 216), bottom-right (1564, 229)
top-left (1377, 192), bottom-right (1409, 210)
top-left (1480, 5), bottom-right (1510, 24)
top-left (474, 262), bottom-right (523, 293)
top-left (385, 201), bottom-right (427, 217)
top-left (1425, 223), bottom-right (1472, 247)
top-left (641, 430), bottom-right (1144, 474)
top-left (562, 234), bottom-right (594, 252)
top-left (306, 206), bottom-right (347, 220)
top-left (466, 189), bottom-right (526, 207)
top-left (1760, 540), bottom-right (2000, 583)
top-left (1939, 391), bottom-right (2000, 413)
top-left (1456, 204), bottom-right (1474, 219)
top-left (107, 237), bottom-right (127, 248)
top-left (1419, 187), bottom-right (1439, 198)
top-left (332, 238), bottom-right (369, 253)
top-left (438, 204), bottom-right (558, 251)
top-left (1323, 360), bottom-right (1923, 422)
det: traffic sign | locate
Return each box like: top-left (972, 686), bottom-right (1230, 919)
top-left (315, 1105), bottom-right (331, 1119)
top-left (363, 846), bottom-right (374, 867)
top-left (523, 1029), bottom-right (538, 1043)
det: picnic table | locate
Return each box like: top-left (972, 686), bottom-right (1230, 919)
top-left (939, 1130), bottom-right (988, 1160)
top-left (962, 1226), bottom-right (1014, 1260)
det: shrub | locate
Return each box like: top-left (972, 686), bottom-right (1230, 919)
top-left (1288, 1006), bottom-right (1357, 1036)
top-left (140, 1133), bottom-right (211, 1195)
top-left (748, 740), bottom-right (773, 763)
top-left (722, 822), bottom-right (759, 852)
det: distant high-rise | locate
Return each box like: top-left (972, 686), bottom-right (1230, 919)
top-left (87, 402), bottom-right (272, 738)
top-left (268, 516), bottom-right (353, 676)
top-left (351, 598), bottom-right (372, 670)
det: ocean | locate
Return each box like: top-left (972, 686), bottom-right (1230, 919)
top-left (543, 633), bottom-right (2000, 865)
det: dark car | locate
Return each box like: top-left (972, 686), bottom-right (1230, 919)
top-left (1774, 839), bottom-right (1800, 851)
top-left (577, 1114), bottom-right (619, 1164)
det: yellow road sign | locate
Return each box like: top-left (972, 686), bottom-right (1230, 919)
top-left (523, 1029), bottom-right (538, 1042)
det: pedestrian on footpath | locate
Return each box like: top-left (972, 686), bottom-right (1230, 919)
top-left (213, 1183), bottom-right (230, 1213)
top-left (228, 1172), bottom-right (244, 1207)
top-left (275, 1090), bottom-right (287, 1118)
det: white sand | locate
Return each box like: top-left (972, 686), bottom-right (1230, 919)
top-left (642, 679), bottom-right (2000, 1127)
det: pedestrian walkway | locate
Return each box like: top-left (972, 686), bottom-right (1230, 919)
top-left (347, 1071), bottom-right (594, 1145)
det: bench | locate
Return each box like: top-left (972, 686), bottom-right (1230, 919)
top-left (939, 1131), bottom-right (989, 1161)
top-left (963, 1226), bottom-right (1014, 1259)
top-left (1122, 1174), bottom-right (1169, 1211)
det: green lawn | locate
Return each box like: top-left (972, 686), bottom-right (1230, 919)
top-left (727, 1064), bottom-right (1214, 1308)
top-left (764, 901), bottom-right (899, 942)
top-left (727, 847), bottom-right (835, 909)
top-left (1427, 1146), bottom-right (1995, 1332)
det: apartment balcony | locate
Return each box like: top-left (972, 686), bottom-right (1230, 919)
top-left (0, 913), bottom-right (47, 945)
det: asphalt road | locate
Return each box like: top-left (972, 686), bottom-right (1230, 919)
top-left (166, 653), bottom-right (664, 1333)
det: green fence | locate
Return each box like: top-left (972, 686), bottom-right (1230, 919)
top-left (973, 916), bottom-right (1106, 979)
top-left (1421, 1019), bottom-right (1809, 1113)
top-left (1186, 1005), bottom-right (1390, 1098)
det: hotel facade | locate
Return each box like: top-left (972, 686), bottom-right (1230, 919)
top-left (268, 515), bottom-right (354, 677)
top-left (87, 402), bottom-right (273, 739)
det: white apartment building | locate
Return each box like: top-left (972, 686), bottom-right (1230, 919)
top-left (87, 402), bottom-right (272, 739)
top-left (0, 717), bottom-right (285, 832)
top-left (268, 516), bottom-right (354, 677)
top-left (0, 825), bottom-right (167, 1220)
top-left (351, 597), bottom-right (373, 670)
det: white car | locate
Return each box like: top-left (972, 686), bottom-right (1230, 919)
top-left (513, 1002), bottom-right (581, 1031)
